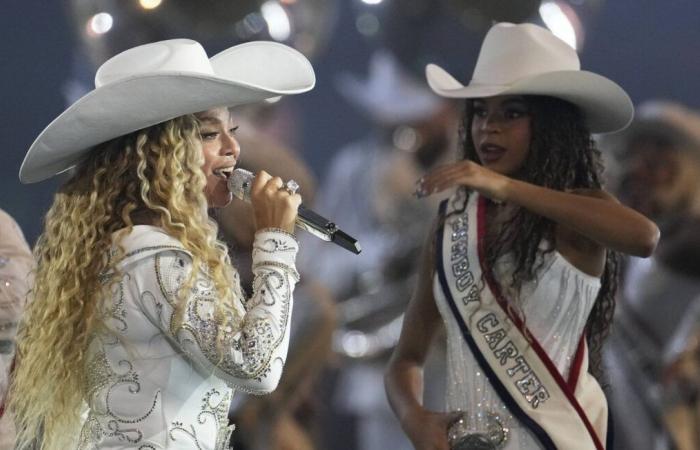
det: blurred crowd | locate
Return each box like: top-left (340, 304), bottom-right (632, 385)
top-left (601, 101), bottom-right (700, 450)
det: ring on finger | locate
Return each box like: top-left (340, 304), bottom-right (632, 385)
top-left (283, 179), bottom-right (300, 195)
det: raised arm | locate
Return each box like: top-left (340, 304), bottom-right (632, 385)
top-left (419, 161), bottom-right (660, 258)
top-left (137, 228), bottom-right (299, 395)
top-left (385, 219), bottom-right (459, 450)
top-left (502, 180), bottom-right (659, 257)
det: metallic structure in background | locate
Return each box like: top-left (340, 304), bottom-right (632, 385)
top-left (333, 276), bottom-right (416, 360)
top-left (333, 200), bottom-right (436, 361)
top-left (69, 0), bottom-right (339, 66)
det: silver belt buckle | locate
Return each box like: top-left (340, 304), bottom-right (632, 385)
top-left (448, 411), bottom-right (509, 450)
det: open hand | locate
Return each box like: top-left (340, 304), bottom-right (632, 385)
top-left (416, 161), bottom-right (510, 202)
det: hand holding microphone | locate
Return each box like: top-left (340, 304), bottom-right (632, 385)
top-left (229, 168), bottom-right (361, 254)
top-left (248, 170), bottom-right (301, 234)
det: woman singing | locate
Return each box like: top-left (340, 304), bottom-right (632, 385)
top-left (9, 38), bottom-right (314, 449)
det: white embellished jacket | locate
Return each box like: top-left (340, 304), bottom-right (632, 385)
top-left (77, 225), bottom-right (299, 450)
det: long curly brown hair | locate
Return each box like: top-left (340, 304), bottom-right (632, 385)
top-left (458, 95), bottom-right (619, 381)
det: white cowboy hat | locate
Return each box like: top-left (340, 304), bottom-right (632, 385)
top-left (336, 50), bottom-right (443, 126)
top-left (425, 22), bottom-right (633, 134)
top-left (20, 39), bottom-right (316, 183)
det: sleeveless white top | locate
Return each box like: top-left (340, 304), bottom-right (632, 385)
top-left (434, 208), bottom-right (601, 449)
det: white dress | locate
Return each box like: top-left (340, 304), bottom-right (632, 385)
top-left (77, 225), bottom-right (299, 450)
top-left (435, 240), bottom-right (601, 449)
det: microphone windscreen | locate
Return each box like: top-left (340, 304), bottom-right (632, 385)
top-left (228, 168), bottom-right (254, 202)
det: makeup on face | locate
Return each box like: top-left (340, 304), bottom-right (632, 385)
top-left (470, 96), bottom-right (532, 175)
top-left (197, 107), bottom-right (240, 207)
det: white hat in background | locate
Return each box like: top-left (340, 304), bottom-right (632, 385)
top-left (336, 49), bottom-right (443, 126)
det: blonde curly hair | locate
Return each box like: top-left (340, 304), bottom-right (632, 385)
top-left (9, 114), bottom-right (241, 449)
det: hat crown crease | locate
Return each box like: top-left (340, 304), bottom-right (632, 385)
top-left (472, 24), bottom-right (580, 86)
top-left (95, 39), bottom-right (214, 88)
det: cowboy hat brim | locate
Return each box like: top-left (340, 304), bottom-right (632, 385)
top-left (20, 41), bottom-right (315, 184)
top-left (426, 63), bottom-right (633, 134)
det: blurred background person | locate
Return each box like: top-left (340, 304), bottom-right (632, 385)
top-left (661, 298), bottom-right (700, 450)
top-left (300, 49), bottom-right (458, 298)
top-left (602, 100), bottom-right (700, 450)
top-left (0, 209), bottom-right (33, 449)
top-left (297, 49), bottom-right (459, 450)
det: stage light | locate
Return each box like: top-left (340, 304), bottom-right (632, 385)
top-left (340, 331), bottom-right (369, 358)
top-left (72, 0), bottom-right (338, 65)
top-left (393, 126), bottom-right (419, 152)
top-left (139, 0), bottom-right (162, 10)
top-left (261, 1), bottom-right (291, 41)
top-left (361, 0), bottom-right (383, 5)
top-left (539, 1), bottom-right (577, 49)
top-left (88, 12), bottom-right (113, 35)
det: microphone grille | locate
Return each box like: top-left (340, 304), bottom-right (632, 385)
top-left (228, 168), bottom-right (254, 202)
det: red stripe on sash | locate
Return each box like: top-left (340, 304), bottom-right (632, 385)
top-left (568, 335), bottom-right (587, 390)
top-left (476, 196), bottom-right (605, 450)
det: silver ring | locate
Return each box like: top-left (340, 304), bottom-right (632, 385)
top-left (284, 179), bottom-right (300, 195)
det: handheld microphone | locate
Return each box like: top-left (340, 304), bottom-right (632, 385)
top-left (228, 168), bottom-right (362, 255)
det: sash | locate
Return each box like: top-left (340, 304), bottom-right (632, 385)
top-left (435, 193), bottom-right (608, 450)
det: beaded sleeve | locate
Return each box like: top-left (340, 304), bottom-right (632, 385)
top-left (135, 229), bottom-right (299, 394)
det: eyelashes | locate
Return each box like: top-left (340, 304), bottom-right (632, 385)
top-left (472, 107), bottom-right (530, 120)
top-left (200, 125), bottom-right (239, 140)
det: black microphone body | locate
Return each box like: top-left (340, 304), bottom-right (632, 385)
top-left (228, 168), bottom-right (362, 255)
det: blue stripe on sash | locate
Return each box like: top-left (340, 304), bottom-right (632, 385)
top-left (435, 199), bottom-right (557, 450)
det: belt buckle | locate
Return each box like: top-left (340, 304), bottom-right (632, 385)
top-left (447, 411), bottom-right (509, 450)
